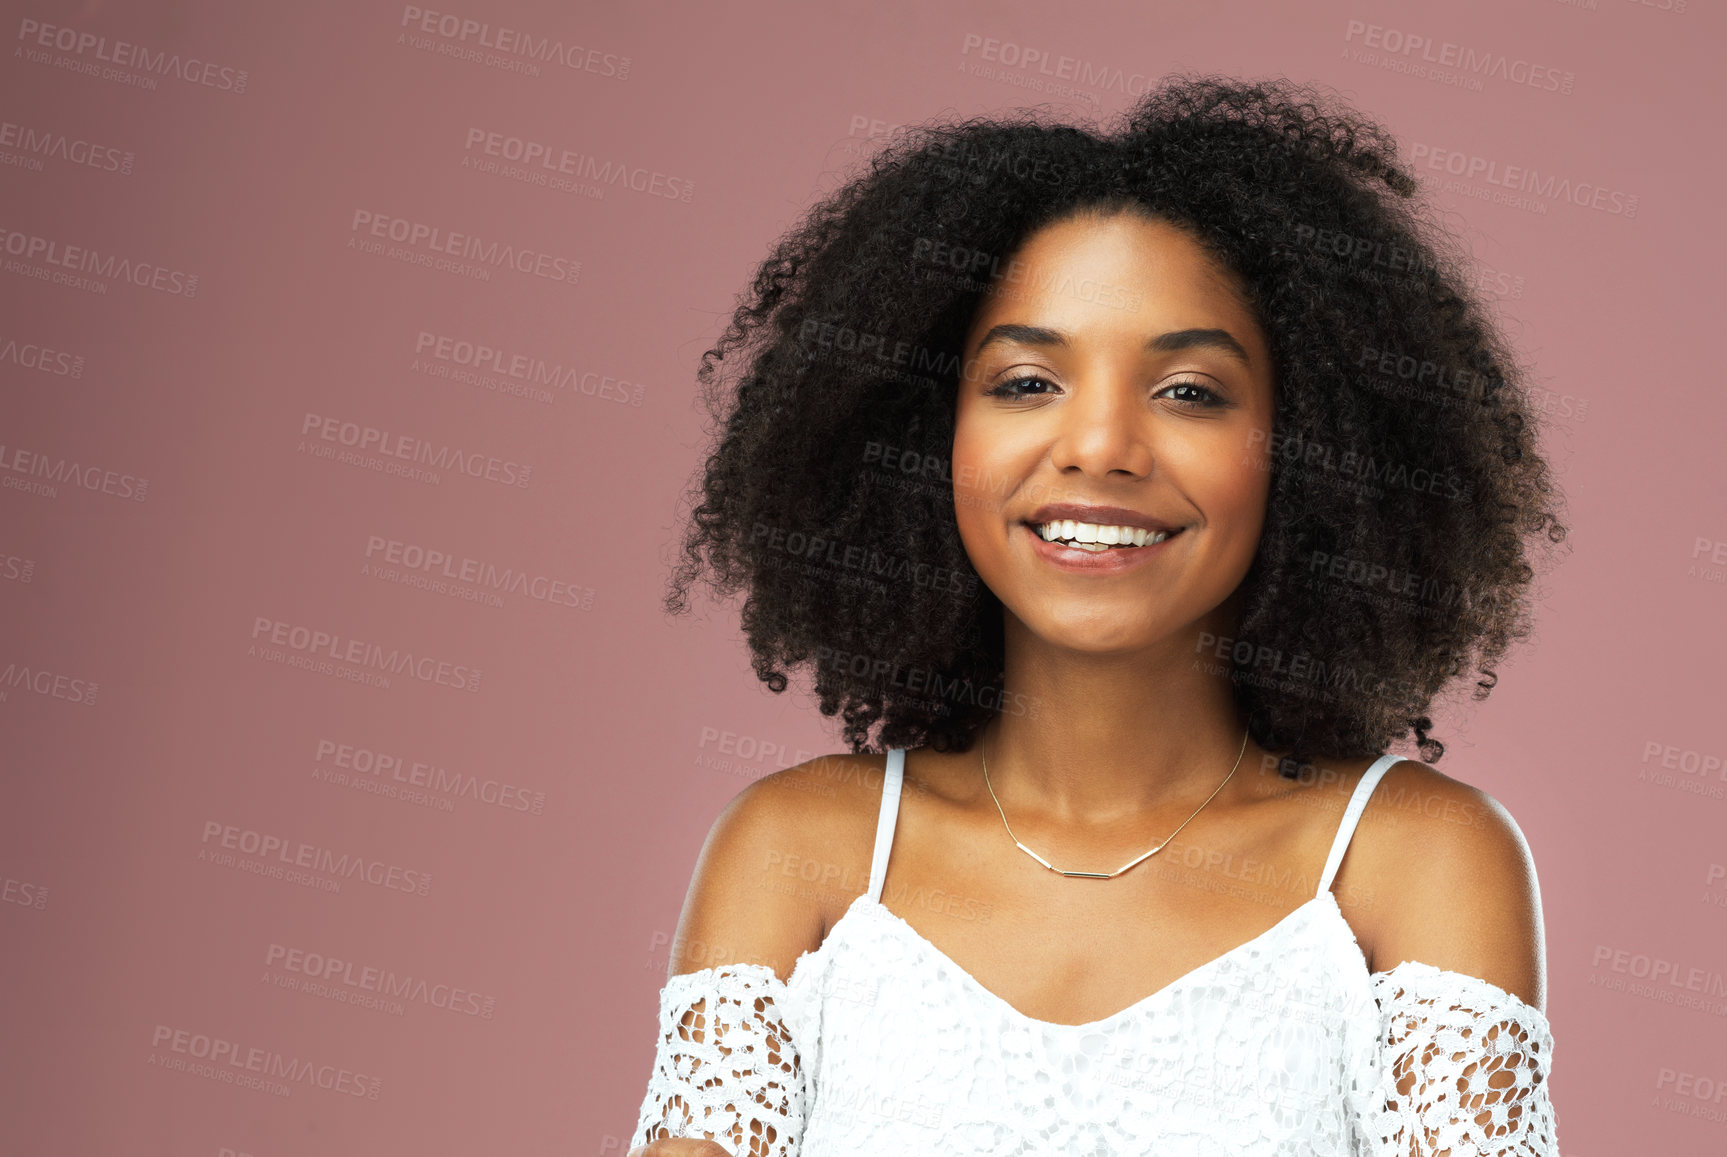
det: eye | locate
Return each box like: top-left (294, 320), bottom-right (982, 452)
top-left (982, 373), bottom-right (1230, 407)
top-left (983, 373), bottom-right (1059, 400)
top-left (1156, 378), bottom-right (1227, 408)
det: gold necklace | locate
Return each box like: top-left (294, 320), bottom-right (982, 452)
top-left (980, 728), bottom-right (1250, 879)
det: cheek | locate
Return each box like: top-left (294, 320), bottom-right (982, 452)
top-left (1209, 440), bottom-right (1273, 544)
top-left (1209, 445), bottom-right (1270, 504)
top-left (1165, 428), bottom-right (1273, 549)
top-left (950, 422), bottom-right (1002, 553)
top-left (951, 400), bottom-right (995, 493)
top-left (950, 406), bottom-right (1038, 563)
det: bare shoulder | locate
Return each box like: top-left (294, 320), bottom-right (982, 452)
top-left (665, 751), bottom-right (889, 983)
top-left (1351, 757), bottom-right (1547, 1010)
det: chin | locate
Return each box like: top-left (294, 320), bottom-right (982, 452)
top-left (1024, 612), bottom-right (1171, 654)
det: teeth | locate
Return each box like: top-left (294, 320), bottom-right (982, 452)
top-left (1034, 520), bottom-right (1173, 548)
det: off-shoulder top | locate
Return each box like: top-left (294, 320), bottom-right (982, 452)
top-left (629, 750), bottom-right (1560, 1155)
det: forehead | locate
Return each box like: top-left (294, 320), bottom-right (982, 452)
top-left (965, 211), bottom-right (1258, 349)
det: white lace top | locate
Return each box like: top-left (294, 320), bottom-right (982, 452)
top-left (631, 751), bottom-right (1560, 1156)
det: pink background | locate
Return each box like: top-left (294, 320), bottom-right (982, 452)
top-left (3, 1), bottom-right (1724, 1154)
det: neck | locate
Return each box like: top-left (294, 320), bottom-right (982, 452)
top-left (978, 609), bottom-right (1263, 825)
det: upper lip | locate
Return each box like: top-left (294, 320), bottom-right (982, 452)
top-left (1023, 503), bottom-right (1184, 533)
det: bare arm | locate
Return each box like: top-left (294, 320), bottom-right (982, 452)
top-left (662, 769), bottom-right (830, 984)
top-left (629, 764), bottom-right (848, 1157)
top-left (1355, 767), bottom-right (1559, 1156)
top-left (628, 1140), bottom-right (736, 1157)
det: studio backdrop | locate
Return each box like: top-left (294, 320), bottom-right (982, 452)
top-left (2, 1), bottom-right (1723, 1155)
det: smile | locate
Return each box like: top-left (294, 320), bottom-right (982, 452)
top-left (1020, 520), bottom-right (1185, 572)
top-left (1033, 520), bottom-right (1176, 551)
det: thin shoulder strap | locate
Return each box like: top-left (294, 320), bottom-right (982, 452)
top-left (1315, 754), bottom-right (1402, 898)
top-left (866, 749), bottom-right (906, 903)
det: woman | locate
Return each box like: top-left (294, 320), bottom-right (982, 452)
top-left (628, 76), bottom-right (1566, 1156)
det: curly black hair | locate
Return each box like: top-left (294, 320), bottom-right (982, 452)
top-left (664, 74), bottom-right (1567, 773)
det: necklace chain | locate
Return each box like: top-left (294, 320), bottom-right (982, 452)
top-left (979, 728), bottom-right (1251, 879)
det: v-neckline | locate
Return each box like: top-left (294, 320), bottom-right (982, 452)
top-left (790, 888), bottom-right (1350, 1032)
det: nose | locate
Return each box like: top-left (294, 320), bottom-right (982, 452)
top-left (1046, 372), bottom-right (1155, 480)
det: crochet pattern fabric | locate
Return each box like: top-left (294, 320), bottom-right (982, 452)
top-left (631, 752), bottom-right (1559, 1156)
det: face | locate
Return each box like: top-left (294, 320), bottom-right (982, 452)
top-left (952, 209), bottom-right (1277, 654)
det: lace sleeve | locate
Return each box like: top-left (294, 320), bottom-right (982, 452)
top-left (1358, 960), bottom-right (1560, 1156)
top-left (630, 963), bottom-right (805, 1157)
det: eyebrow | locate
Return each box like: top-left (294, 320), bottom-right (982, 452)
top-left (971, 323), bottom-right (1252, 366)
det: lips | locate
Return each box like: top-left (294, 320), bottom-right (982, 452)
top-left (1032, 523), bottom-right (1179, 549)
top-left (1018, 521), bottom-right (1183, 573)
top-left (1022, 502), bottom-right (1182, 534)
